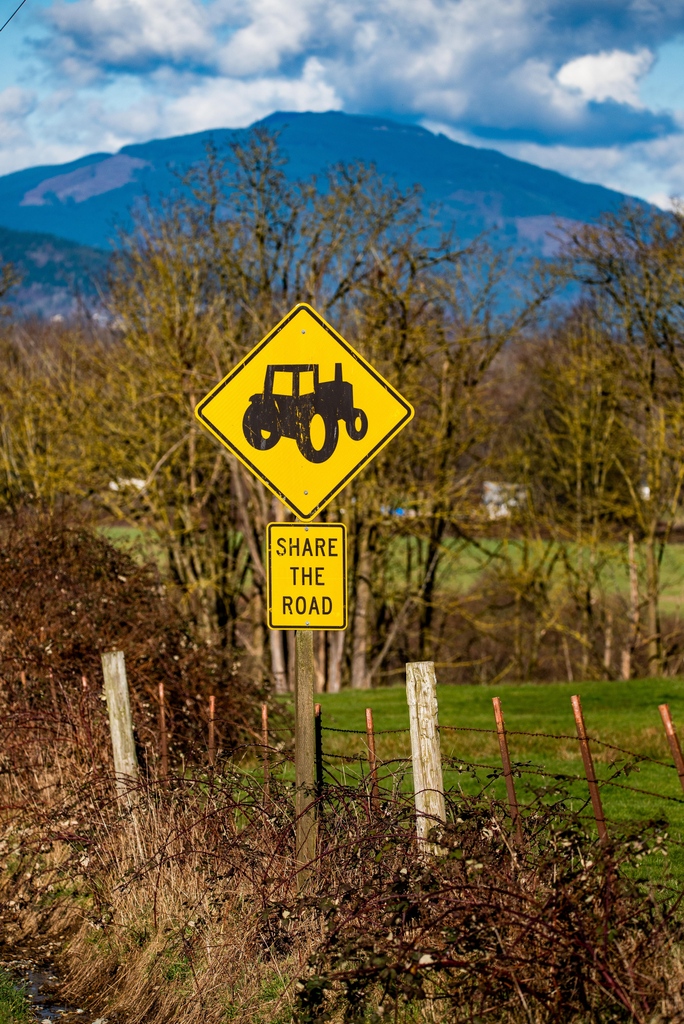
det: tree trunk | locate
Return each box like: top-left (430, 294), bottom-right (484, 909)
top-left (603, 610), bottom-right (613, 676)
top-left (315, 631), bottom-right (326, 693)
top-left (628, 531), bottom-right (640, 657)
top-left (269, 629), bottom-right (288, 694)
top-left (418, 521), bottom-right (445, 661)
top-left (287, 630), bottom-right (296, 693)
top-left (327, 630), bottom-right (344, 693)
top-left (351, 523), bottom-right (372, 690)
top-left (252, 589), bottom-right (264, 663)
top-left (645, 529), bottom-right (662, 676)
top-left (514, 592), bottom-right (523, 680)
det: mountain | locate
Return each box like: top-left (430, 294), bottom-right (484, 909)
top-left (0, 225), bottom-right (109, 317)
top-left (0, 111), bottom-right (635, 312)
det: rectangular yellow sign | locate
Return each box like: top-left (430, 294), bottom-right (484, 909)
top-left (266, 522), bottom-right (347, 630)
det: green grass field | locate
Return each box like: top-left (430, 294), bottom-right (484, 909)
top-left (311, 677), bottom-right (684, 880)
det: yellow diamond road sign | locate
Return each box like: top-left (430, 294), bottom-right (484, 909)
top-left (195, 304), bottom-right (414, 520)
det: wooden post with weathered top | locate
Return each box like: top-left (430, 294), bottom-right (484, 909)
top-left (101, 650), bottom-right (138, 796)
top-left (295, 629), bottom-right (316, 883)
top-left (406, 661), bottom-right (446, 845)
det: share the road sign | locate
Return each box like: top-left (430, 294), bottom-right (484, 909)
top-left (267, 522), bottom-right (347, 630)
top-left (195, 304), bottom-right (414, 521)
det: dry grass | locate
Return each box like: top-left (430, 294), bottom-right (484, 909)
top-left (2, 743), bottom-right (684, 1024)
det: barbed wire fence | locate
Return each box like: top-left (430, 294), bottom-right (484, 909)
top-left (4, 651), bottom-right (684, 856)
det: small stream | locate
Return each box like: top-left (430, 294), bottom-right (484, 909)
top-left (1, 946), bottom-right (107, 1023)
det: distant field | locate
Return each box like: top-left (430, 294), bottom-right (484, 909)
top-left (424, 537), bottom-right (684, 613)
top-left (312, 677), bottom-right (684, 880)
top-left (99, 525), bottom-right (168, 569)
top-left (102, 525), bottom-right (684, 616)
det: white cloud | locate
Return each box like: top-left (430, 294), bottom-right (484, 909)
top-left (165, 57), bottom-right (340, 133)
top-left (47, 0), bottom-right (214, 72)
top-left (423, 115), bottom-right (684, 207)
top-left (28, 0), bottom-right (679, 150)
top-left (0, 56), bottom-right (340, 176)
top-left (217, 0), bottom-right (318, 76)
top-left (0, 0), bottom-right (683, 202)
top-left (0, 86), bottom-right (35, 121)
top-left (557, 48), bottom-right (654, 107)
top-left (0, 86), bottom-right (36, 147)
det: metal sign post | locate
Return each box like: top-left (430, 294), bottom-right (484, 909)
top-left (195, 303), bottom-right (414, 885)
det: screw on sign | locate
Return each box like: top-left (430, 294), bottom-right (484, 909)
top-left (194, 303), bottom-right (414, 884)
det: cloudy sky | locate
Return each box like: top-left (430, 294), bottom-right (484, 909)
top-left (1, 0), bottom-right (684, 204)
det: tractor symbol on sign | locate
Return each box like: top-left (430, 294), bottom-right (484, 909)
top-left (242, 363), bottom-right (368, 464)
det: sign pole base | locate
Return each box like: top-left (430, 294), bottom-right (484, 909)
top-left (295, 628), bottom-right (316, 886)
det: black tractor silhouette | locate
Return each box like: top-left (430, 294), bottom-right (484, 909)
top-left (242, 363), bottom-right (368, 464)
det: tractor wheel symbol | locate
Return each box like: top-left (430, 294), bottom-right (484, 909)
top-left (242, 363), bottom-right (368, 464)
top-left (242, 401), bottom-right (280, 451)
top-left (297, 406), bottom-right (339, 464)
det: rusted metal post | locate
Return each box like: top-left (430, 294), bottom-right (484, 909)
top-left (208, 694), bottom-right (216, 767)
top-left (314, 703), bottom-right (323, 801)
top-left (158, 682), bottom-right (169, 781)
top-left (658, 704), bottom-right (684, 796)
top-left (262, 702), bottom-right (270, 808)
top-left (571, 694), bottom-right (608, 846)
top-left (492, 697), bottom-right (523, 845)
top-left (365, 707), bottom-right (380, 813)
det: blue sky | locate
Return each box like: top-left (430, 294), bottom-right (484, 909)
top-left (1, 0), bottom-right (684, 204)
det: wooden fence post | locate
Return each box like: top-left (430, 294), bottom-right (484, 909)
top-left (208, 694), bottom-right (216, 767)
top-left (406, 662), bottom-right (446, 845)
top-left (365, 707), bottom-right (379, 813)
top-left (571, 694), bottom-right (608, 846)
top-left (158, 682), bottom-right (169, 781)
top-left (262, 703), bottom-right (270, 808)
top-left (295, 629), bottom-right (316, 882)
top-left (658, 704), bottom-right (684, 796)
top-left (101, 650), bottom-right (138, 796)
top-left (492, 697), bottom-right (523, 846)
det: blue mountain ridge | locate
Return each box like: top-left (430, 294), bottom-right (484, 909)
top-left (0, 224), bottom-right (109, 316)
top-left (0, 110), bottom-right (634, 313)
